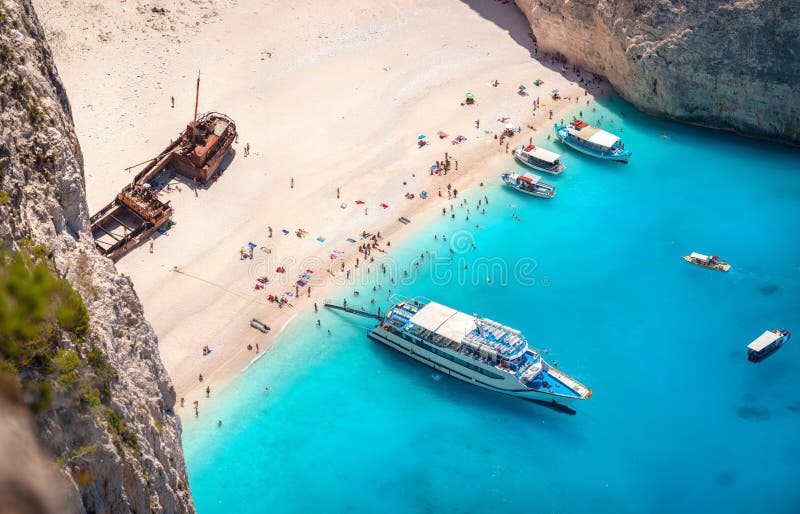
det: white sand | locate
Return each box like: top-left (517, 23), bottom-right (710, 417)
top-left (34, 0), bottom-right (602, 415)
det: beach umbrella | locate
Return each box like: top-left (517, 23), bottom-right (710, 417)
top-left (418, 135), bottom-right (426, 139)
top-left (504, 123), bottom-right (514, 130)
top-left (465, 93), bottom-right (474, 99)
top-left (552, 88), bottom-right (559, 94)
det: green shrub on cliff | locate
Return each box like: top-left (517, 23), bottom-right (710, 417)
top-left (0, 248), bottom-right (107, 414)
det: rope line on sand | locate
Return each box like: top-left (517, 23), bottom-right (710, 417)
top-left (170, 267), bottom-right (275, 306)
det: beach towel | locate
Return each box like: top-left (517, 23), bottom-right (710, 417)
top-left (316, 237), bottom-right (325, 243)
top-left (380, 203), bottom-right (389, 209)
top-left (346, 238), bottom-right (356, 243)
top-left (306, 269), bottom-right (314, 274)
top-left (247, 242), bottom-right (257, 249)
top-left (296, 280), bottom-right (307, 287)
top-left (355, 200), bottom-right (365, 205)
top-left (283, 292), bottom-right (293, 297)
top-left (333, 249), bottom-right (344, 254)
top-left (330, 254), bottom-right (338, 259)
top-left (340, 203), bottom-right (347, 209)
top-left (281, 229), bottom-right (289, 235)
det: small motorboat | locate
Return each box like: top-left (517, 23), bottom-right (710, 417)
top-left (512, 144), bottom-right (566, 175)
top-left (501, 172), bottom-right (555, 199)
top-left (747, 329), bottom-right (790, 362)
top-left (682, 252), bottom-right (730, 272)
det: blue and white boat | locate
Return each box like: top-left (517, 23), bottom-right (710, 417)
top-left (368, 298), bottom-right (592, 410)
top-left (747, 329), bottom-right (790, 363)
top-left (555, 119), bottom-right (631, 163)
top-left (501, 171), bottom-right (556, 199)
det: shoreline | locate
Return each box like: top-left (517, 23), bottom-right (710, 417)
top-left (31, 0), bottom-right (605, 422)
top-left (174, 92), bottom-right (588, 423)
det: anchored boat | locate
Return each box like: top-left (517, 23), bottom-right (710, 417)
top-left (501, 171), bottom-right (555, 199)
top-left (554, 119), bottom-right (631, 163)
top-left (682, 252), bottom-right (731, 272)
top-left (366, 298), bottom-right (591, 411)
top-left (324, 298), bottom-right (591, 412)
top-left (512, 144), bottom-right (565, 175)
top-left (747, 329), bottom-right (790, 362)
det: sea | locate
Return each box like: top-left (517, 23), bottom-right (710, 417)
top-left (182, 95), bottom-right (800, 514)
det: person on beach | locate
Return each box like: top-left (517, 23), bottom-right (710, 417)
top-left (206, 386), bottom-right (211, 398)
top-left (171, 96), bottom-right (174, 108)
top-left (199, 374), bottom-right (204, 382)
top-left (180, 397), bottom-right (184, 408)
top-left (336, 187), bottom-right (340, 199)
top-left (268, 226), bottom-right (273, 238)
top-left (149, 241), bottom-right (153, 253)
top-left (256, 343), bottom-right (259, 353)
top-left (290, 177), bottom-right (294, 188)
top-left (314, 302), bottom-right (318, 312)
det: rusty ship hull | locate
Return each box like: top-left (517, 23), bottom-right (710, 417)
top-left (90, 112), bottom-right (236, 261)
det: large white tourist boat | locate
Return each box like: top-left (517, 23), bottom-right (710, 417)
top-left (368, 298), bottom-right (591, 410)
top-left (554, 119), bottom-right (631, 163)
top-left (512, 144), bottom-right (566, 175)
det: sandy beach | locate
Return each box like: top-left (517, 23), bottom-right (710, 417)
top-left (33, 0), bottom-right (603, 416)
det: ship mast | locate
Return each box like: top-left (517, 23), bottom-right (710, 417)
top-left (190, 71), bottom-right (200, 145)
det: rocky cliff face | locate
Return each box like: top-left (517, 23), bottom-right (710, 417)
top-left (0, 1), bottom-right (194, 512)
top-left (516, 0), bottom-right (800, 144)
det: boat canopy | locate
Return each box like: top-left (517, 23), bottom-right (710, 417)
top-left (587, 130), bottom-right (620, 148)
top-left (520, 172), bottom-right (542, 184)
top-left (690, 252), bottom-right (709, 261)
top-left (748, 331), bottom-right (782, 352)
top-left (409, 301), bottom-right (475, 344)
top-left (522, 145), bottom-right (560, 163)
top-left (568, 124), bottom-right (620, 148)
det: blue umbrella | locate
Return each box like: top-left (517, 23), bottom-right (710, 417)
top-left (418, 135), bottom-right (426, 139)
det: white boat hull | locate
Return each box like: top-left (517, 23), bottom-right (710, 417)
top-left (368, 327), bottom-right (578, 407)
top-left (512, 151), bottom-right (565, 175)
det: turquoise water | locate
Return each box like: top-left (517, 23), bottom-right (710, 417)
top-left (183, 97), bottom-right (800, 514)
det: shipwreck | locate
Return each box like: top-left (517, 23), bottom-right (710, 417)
top-left (90, 76), bottom-right (236, 261)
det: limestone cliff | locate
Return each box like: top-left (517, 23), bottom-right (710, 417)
top-left (516, 0), bottom-right (800, 144)
top-left (0, 1), bottom-right (194, 512)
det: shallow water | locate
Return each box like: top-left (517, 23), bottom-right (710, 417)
top-left (184, 96), bottom-right (800, 514)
